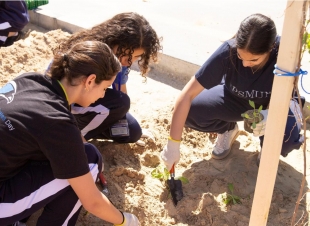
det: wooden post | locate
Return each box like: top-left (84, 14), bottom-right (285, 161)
top-left (249, 1), bottom-right (306, 225)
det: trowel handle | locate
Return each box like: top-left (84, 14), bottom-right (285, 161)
top-left (170, 164), bottom-right (175, 174)
top-left (99, 172), bottom-right (108, 187)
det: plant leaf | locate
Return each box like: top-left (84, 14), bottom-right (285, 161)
top-left (176, 176), bottom-right (189, 184)
top-left (232, 195), bottom-right (242, 204)
top-left (151, 168), bottom-right (164, 179)
top-left (258, 105), bottom-right (263, 112)
top-left (242, 113), bottom-right (250, 119)
top-left (225, 199), bottom-right (231, 205)
top-left (249, 100), bottom-right (255, 109)
top-left (252, 122), bottom-right (256, 129)
top-left (151, 166), bottom-right (170, 181)
top-left (222, 194), bottom-right (230, 205)
top-left (163, 167), bottom-right (170, 181)
top-left (303, 31), bottom-right (309, 45)
top-left (228, 183), bottom-right (234, 193)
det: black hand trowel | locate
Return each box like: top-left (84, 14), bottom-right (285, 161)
top-left (168, 164), bottom-right (184, 206)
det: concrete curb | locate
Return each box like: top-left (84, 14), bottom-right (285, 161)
top-left (29, 10), bottom-right (83, 34)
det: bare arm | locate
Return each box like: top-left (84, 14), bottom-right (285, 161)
top-left (170, 76), bottom-right (204, 140)
top-left (68, 172), bottom-right (123, 225)
top-left (120, 84), bottom-right (127, 94)
top-left (81, 134), bottom-right (87, 143)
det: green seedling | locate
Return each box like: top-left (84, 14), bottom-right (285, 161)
top-left (222, 183), bottom-right (241, 206)
top-left (151, 165), bottom-right (189, 184)
top-left (151, 165), bottom-right (170, 181)
top-left (241, 100), bottom-right (263, 129)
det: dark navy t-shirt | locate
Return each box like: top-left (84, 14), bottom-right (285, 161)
top-left (0, 73), bottom-right (89, 183)
top-left (195, 36), bottom-right (280, 107)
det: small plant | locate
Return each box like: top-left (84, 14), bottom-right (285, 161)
top-left (241, 100), bottom-right (264, 133)
top-left (241, 100), bottom-right (263, 129)
top-left (151, 165), bottom-right (189, 184)
top-left (222, 183), bottom-right (242, 206)
top-left (151, 165), bottom-right (170, 181)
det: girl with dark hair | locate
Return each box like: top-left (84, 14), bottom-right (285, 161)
top-left (161, 13), bottom-right (304, 171)
top-left (0, 41), bottom-right (140, 226)
top-left (61, 12), bottom-right (162, 146)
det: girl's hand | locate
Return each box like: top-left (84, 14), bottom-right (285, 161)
top-left (115, 212), bottom-right (140, 226)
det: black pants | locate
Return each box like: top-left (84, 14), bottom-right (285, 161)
top-left (185, 85), bottom-right (304, 157)
top-left (0, 143), bottom-right (102, 226)
top-left (72, 88), bottom-right (142, 143)
top-left (0, 20), bottom-right (19, 47)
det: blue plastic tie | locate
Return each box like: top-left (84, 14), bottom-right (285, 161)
top-left (273, 64), bottom-right (308, 76)
top-left (274, 64), bottom-right (309, 94)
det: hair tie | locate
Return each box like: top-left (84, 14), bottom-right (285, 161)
top-left (62, 53), bottom-right (69, 68)
top-left (63, 53), bottom-right (68, 61)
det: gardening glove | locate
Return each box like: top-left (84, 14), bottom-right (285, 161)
top-left (135, 128), bottom-right (156, 147)
top-left (114, 212), bottom-right (140, 226)
top-left (252, 109), bottom-right (268, 137)
top-left (160, 138), bottom-right (181, 171)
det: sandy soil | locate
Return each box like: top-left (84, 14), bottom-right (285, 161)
top-left (1, 24), bottom-right (310, 226)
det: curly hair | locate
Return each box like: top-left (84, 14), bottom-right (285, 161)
top-left (59, 12), bottom-right (162, 76)
top-left (49, 41), bottom-right (121, 86)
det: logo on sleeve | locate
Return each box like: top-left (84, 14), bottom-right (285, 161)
top-left (0, 109), bottom-right (15, 131)
top-left (0, 81), bottom-right (17, 104)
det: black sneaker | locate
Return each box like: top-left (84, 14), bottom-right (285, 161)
top-left (3, 31), bottom-right (25, 47)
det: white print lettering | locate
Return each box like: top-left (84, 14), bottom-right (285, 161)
top-left (5, 119), bottom-right (15, 131)
top-left (231, 86), bottom-right (271, 99)
top-left (0, 109), bottom-right (15, 131)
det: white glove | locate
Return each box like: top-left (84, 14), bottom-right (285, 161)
top-left (252, 109), bottom-right (268, 137)
top-left (135, 129), bottom-right (156, 147)
top-left (160, 139), bottom-right (181, 171)
top-left (115, 212), bottom-right (140, 226)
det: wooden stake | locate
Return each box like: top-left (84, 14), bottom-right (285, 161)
top-left (249, 1), bottom-right (306, 225)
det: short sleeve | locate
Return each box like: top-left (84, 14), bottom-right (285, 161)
top-left (37, 120), bottom-right (90, 179)
top-left (195, 41), bottom-right (231, 89)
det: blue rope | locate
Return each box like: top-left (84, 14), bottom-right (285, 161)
top-left (273, 64), bottom-right (308, 76)
top-left (274, 64), bottom-right (309, 94)
top-left (301, 72), bottom-right (310, 94)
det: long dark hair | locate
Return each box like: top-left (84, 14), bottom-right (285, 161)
top-left (235, 13), bottom-right (277, 54)
top-left (59, 12), bottom-right (162, 76)
top-left (48, 41), bottom-right (121, 85)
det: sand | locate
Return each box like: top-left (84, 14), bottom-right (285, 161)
top-left (1, 24), bottom-right (309, 226)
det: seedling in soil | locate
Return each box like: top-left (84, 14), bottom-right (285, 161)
top-left (151, 165), bottom-right (170, 181)
top-left (152, 165), bottom-right (188, 204)
top-left (222, 183), bottom-right (242, 206)
top-left (151, 165), bottom-right (189, 184)
top-left (241, 100), bottom-right (264, 133)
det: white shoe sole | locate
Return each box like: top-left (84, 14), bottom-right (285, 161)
top-left (211, 130), bottom-right (241, 160)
